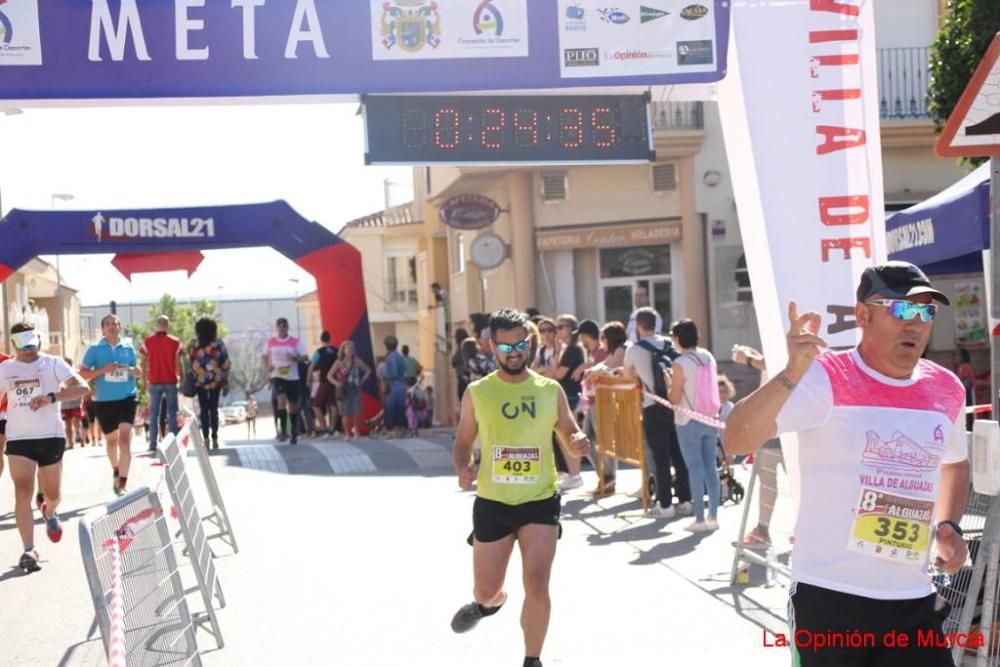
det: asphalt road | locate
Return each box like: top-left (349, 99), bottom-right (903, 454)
top-left (0, 419), bottom-right (791, 666)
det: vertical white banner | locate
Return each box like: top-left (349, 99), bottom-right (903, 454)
top-left (718, 0), bottom-right (887, 512)
top-left (719, 0), bottom-right (886, 366)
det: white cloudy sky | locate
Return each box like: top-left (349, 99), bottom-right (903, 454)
top-left (0, 103), bottom-right (412, 306)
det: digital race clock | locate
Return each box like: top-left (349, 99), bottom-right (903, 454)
top-left (363, 94), bottom-right (654, 166)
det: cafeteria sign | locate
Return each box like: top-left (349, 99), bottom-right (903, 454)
top-left (439, 194), bottom-right (501, 231)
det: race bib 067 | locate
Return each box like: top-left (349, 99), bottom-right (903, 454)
top-left (11, 379), bottom-right (41, 409)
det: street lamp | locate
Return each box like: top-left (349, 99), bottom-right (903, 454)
top-left (50, 193), bottom-right (75, 356)
top-left (289, 278), bottom-right (302, 340)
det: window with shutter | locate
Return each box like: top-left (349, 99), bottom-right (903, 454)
top-left (652, 163), bottom-right (677, 192)
top-left (541, 172), bottom-right (568, 202)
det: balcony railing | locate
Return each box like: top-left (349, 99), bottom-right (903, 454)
top-left (651, 101), bottom-right (704, 131)
top-left (878, 47), bottom-right (930, 120)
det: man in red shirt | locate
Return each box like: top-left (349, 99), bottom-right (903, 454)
top-left (140, 316), bottom-right (182, 452)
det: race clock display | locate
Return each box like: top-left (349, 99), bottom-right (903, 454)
top-left (364, 94), bottom-right (654, 165)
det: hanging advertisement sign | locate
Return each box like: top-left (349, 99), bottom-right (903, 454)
top-left (0, 0), bottom-right (729, 104)
top-left (439, 194), bottom-right (501, 230)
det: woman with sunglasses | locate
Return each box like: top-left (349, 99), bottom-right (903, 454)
top-left (531, 318), bottom-right (561, 379)
top-left (724, 261), bottom-right (968, 667)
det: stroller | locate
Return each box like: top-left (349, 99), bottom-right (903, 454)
top-left (717, 440), bottom-right (745, 504)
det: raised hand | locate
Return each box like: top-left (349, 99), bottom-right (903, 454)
top-left (785, 300), bottom-right (827, 381)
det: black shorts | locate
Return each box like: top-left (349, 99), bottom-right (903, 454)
top-left (95, 397), bottom-right (138, 435)
top-left (0, 419), bottom-right (5, 436)
top-left (468, 495), bottom-right (562, 545)
top-left (86, 402), bottom-right (97, 420)
top-left (272, 379), bottom-right (301, 404)
top-left (789, 582), bottom-right (954, 666)
top-left (5, 437), bottom-right (66, 467)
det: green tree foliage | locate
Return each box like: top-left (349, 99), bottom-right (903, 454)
top-left (928, 1), bottom-right (1000, 130)
top-left (143, 294), bottom-right (227, 345)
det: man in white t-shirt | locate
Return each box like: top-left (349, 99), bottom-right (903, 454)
top-left (724, 262), bottom-right (968, 666)
top-left (625, 283), bottom-right (663, 342)
top-left (262, 317), bottom-right (308, 444)
top-left (0, 322), bottom-right (89, 573)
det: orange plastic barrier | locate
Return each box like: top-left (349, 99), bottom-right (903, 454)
top-left (592, 375), bottom-right (648, 510)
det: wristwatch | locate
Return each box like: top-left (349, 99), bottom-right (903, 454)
top-left (47, 392), bottom-right (57, 404)
top-left (937, 520), bottom-right (964, 537)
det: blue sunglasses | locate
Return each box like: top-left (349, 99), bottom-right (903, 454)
top-left (495, 337), bottom-right (531, 354)
top-left (866, 299), bottom-right (937, 323)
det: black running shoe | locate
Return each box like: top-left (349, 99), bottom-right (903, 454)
top-left (19, 549), bottom-right (41, 573)
top-left (450, 597), bottom-right (505, 633)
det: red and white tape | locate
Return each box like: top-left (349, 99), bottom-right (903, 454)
top-left (595, 383), bottom-right (726, 429)
top-left (107, 538), bottom-right (127, 667)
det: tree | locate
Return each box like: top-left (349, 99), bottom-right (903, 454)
top-left (144, 294), bottom-right (227, 345)
top-left (226, 329), bottom-right (271, 399)
top-left (928, 1), bottom-right (1000, 132)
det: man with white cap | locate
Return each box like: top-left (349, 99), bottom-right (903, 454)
top-left (0, 322), bottom-right (89, 573)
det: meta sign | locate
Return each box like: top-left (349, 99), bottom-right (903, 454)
top-left (0, 1), bottom-right (730, 103)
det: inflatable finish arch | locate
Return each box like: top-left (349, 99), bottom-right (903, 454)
top-left (0, 200), bottom-right (379, 413)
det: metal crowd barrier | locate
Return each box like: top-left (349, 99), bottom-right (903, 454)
top-left (592, 375), bottom-right (649, 512)
top-left (79, 487), bottom-right (202, 666)
top-left (183, 420), bottom-right (239, 553)
top-left (158, 434), bottom-right (227, 649)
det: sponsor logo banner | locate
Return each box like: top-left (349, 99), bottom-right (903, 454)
top-left (0, 0), bottom-right (41, 66)
top-left (640, 6), bottom-right (670, 23)
top-left (680, 4), bottom-right (710, 21)
top-left (677, 39), bottom-right (713, 65)
top-left (564, 47), bottom-right (600, 67)
top-left (372, 0), bottom-right (529, 60)
top-left (559, 0), bottom-right (718, 79)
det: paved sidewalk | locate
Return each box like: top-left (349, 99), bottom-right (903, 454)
top-left (0, 421), bottom-right (792, 666)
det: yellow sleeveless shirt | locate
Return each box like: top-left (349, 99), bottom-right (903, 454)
top-left (469, 370), bottom-right (560, 505)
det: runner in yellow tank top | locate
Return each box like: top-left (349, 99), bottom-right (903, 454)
top-left (450, 309), bottom-right (589, 667)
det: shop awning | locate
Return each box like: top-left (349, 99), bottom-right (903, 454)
top-left (886, 163), bottom-right (990, 275)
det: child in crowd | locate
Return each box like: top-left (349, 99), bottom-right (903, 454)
top-left (422, 385), bottom-right (434, 428)
top-left (405, 377), bottom-right (428, 437)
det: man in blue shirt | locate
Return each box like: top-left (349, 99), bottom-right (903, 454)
top-left (81, 314), bottom-right (140, 496)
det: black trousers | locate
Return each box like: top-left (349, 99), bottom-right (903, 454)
top-left (196, 387), bottom-right (222, 440)
top-left (643, 403), bottom-right (691, 508)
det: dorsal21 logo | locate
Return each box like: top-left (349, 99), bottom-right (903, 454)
top-left (90, 212), bottom-right (216, 241)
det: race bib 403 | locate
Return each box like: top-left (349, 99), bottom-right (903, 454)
top-left (492, 446), bottom-right (541, 485)
top-left (848, 487), bottom-right (933, 564)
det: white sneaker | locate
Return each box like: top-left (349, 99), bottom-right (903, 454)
top-left (675, 502), bottom-right (693, 516)
top-left (685, 520), bottom-right (714, 533)
top-left (705, 518), bottom-right (719, 531)
top-left (558, 474), bottom-right (584, 492)
top-left (645, 505), bottom-right (676, 519)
